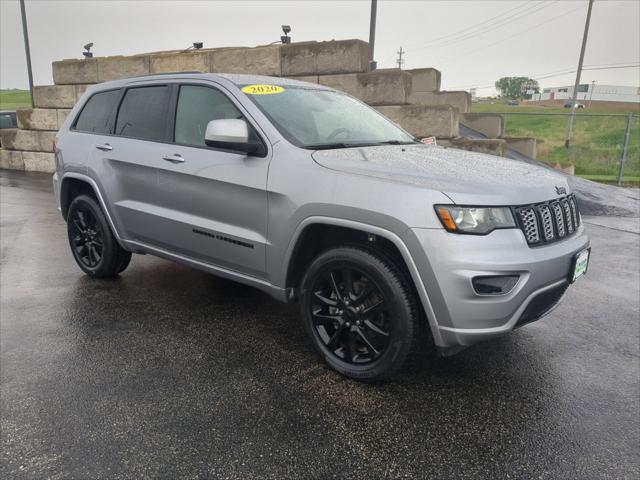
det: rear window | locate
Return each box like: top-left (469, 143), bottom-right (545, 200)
top-left (74, 90), bottom-right (120, 134)
top-left (115, 86), bottom-right (169, 142)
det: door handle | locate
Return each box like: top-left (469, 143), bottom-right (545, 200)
top-left (162, 154), bottom-right (185, 164)
top-left (95, 143), bottom-right (113, 151)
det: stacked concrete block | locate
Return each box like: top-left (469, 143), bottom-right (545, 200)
top-left (281, 40), bottom-right (369, 76)
top-left (375, 105), bottom-right (459, 138)
top-left (0, 149), bottom-right (25, 170)
top-left (212, 46), bottom-right (282, 76)
top-left (503, 137), bottom-right (537, 159)
top-left (439, 138), bottom-right (508, 157)
top-left (319, 69), bottom-right (412, 106)
top-left (4, 39), bottom-right (540, 173)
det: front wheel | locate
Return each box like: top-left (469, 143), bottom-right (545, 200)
top-left (67, 194), bottom-right (131, 278)
top-left (300, 246), bottom-right (422, 382)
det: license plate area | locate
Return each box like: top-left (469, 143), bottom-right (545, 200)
top-left (570, 248), bottom-right (590, 283)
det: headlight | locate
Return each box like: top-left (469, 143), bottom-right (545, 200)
top-left (435, 205), bottom-right (515, 234)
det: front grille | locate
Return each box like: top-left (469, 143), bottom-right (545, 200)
top-left (514, 194), bottom-right (581, 246)
top-left (516, 282), bottom-right (569, 327)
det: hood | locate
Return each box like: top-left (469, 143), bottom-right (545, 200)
top-left (312, 144), bottom-right (570, 205)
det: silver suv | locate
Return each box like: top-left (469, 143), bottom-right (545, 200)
top-left (53, 73), bottom-right (590, 381)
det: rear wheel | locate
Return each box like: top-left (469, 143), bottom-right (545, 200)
top-left (67, 194), bottom-right (131, 278)
top-left (300, 246), bottom-right (421, 382)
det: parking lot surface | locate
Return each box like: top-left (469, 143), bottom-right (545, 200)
top-left (1, 170), bottom-right (639, 479)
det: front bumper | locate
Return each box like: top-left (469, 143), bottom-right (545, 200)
top-left (403, 224), bottom-right (590, 349)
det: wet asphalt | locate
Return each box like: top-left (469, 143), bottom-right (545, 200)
top-left (1, 170), bottom-right (639, 479)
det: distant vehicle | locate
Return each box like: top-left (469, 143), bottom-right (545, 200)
top-left (0, 111), bottom-right (17, 129)
top-left (53, 73), bottom-right (590, 381)
top-left (508, 100), bottom-right (519, 106)
top-left (564, 102), bottom-right (585, 109)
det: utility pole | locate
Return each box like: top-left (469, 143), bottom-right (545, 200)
top-left (564, 0), bottom-right (594, 148)
top-left (617, 112), bottom-right (633, 186)
top-left (19, 0), bottom-right (34, 107)
top-left (368, 0), bottom-right (378, 70)
top-left (588, 80), bottom-right (596, 108)
top-left (396, 47), bottom-right (405, 69)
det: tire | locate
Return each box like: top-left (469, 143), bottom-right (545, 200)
top-left (300, 246), bottom-right (422, 382)
top-left (67, 194), bottom-right (131, 278)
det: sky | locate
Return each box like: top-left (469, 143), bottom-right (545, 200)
top-left (1, 0), bottom-right (639, 95)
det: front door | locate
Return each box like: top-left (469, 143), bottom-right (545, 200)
top-left (152, 83), bottom-right (270, 279)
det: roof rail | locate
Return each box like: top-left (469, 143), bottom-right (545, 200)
top-left (128, 71), bottom-right (207, 79)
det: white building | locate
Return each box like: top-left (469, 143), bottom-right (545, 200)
top-left (534, 84), bottom-right (640, 103)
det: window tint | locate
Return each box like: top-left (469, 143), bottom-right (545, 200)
top-left (75, 90), bottom-right (120, 134)
top-left (115, 86), bottom-right (169, 141)
top-left (174, 85), bottom-right (243, 147)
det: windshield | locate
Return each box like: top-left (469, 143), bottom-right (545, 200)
top-left (242, 86), bottom-right (418, 149)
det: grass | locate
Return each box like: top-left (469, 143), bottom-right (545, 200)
top-left (472, 102), bottom-right (640, 180)
top-left (0, 89), bottom-right (32, 111)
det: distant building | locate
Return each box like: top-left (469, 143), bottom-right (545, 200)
top-left (534, 83), bottom-right (640, 103)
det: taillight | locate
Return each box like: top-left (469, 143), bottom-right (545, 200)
top-left (52, 136), bottom-right (58, 152)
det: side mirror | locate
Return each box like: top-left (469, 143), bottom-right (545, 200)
top-left (204, 119), bottom-right (261, 155)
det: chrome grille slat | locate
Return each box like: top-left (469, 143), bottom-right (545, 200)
top-left (551, 202), bottom-right (566, 238)
top-left (538, 205), bottom-right (555, 241)
top-left (516, 194), bottom-right (579, 247)
top-left (562, 199), bottom-right (574, 233)
top-left (519, 207), bottom-right (540, 244)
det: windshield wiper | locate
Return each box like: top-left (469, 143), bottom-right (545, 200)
top-left (305, 142), bottom-right (363, 150)
top-left (372, 140), bottom-right (419, 145)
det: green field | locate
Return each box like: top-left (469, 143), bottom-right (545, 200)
top-left (472, 102), bottom-right (640, 180)
top-left (0, 89), bottom-right (32, 110)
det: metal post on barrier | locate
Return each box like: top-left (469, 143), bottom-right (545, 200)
top-left (617, 112), bottom-right (633, 186)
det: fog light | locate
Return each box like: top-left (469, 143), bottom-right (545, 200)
top-left (472, 275), bottom-right (519, 295)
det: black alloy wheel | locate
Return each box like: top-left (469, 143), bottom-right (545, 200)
top-left (69, 207), bottom-right (104, 268)
top-left (310, 267), bottom-right (391, 364)
top-left (301, 246), bottom-right (422, 382)
top-left (66, 194), bottom-right (132, 278)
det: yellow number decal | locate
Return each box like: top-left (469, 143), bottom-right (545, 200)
top-left (242, 84), bottom-right (285, 95)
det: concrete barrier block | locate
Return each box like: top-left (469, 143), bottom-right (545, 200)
top-left (33, 85), bottom-right (77, 108)
top-left (75, 84), bottom-right (92, 101)
top-left (0, 129), bottom-right (17, 149)
top-left (375, 105), bottom-right (459, 138)
top-left (22, 151), bottom-right (55, 173)
top-left (37, 131), bottom-right (56, 152)
top-left (97, 55), bottom-right (150, 82)
top-left (462, 113), bottom-right (505, 138)
top-left (316, 39), bottom-right (369, 75)
top-left (408, 68), bottom-right (441, 93)
top-left (504, 136), bottom-right (537, 158)
top-left (211, 46), bottom-right (281, 76)
top-left (0, 129), bottom-right (39, 151)
top-left (287, 75), bottom-right (319, 84)
top-left (52, 59), bottom-right (99, 84)
top-left (16, 108), bottom-right (58, 130)
top-left (319, 69), bottom-right (411, 105)
top-left (441, 138), bottom-right (507, 156)
top-left (57, 109), bottom-right (72, 129)
top-left (409, 90), bottom-right (471, 113)
top-left (150, 51), bottom-right (210, 74)
top-left (0, 149), bottom-right (24, 170)
top-left (282, 40), bottom-right (369, 76)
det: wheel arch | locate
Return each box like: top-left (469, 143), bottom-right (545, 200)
top-left (60, 173), bottom-right (124, 245)
top-left (283, 217), bottom-right (444, 345)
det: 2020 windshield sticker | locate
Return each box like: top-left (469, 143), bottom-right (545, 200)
top-left (242, 84), bottom-right (285, 95)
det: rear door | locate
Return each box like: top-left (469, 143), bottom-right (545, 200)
top-left (88, 84), bottom-right (172, 243)
top-left (152, 82), bottom-right (270, 278)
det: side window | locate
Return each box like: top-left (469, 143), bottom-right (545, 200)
top-left (174, 85), bottom-right (244, 147)
top-left (115, 86), bottom-right (169, 141)
top-left (74, 90), bottom-right (120, 134)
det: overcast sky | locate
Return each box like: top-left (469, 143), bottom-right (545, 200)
top-left (1, 0), bottom-right (639, 94)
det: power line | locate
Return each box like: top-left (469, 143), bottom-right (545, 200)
top-left (448, 64), bottom-right (640, 91)
top-left (439, 4), bottom-right (584, 65)
top-left (406, 1), bottom-right (557, 53)
top-left (403, 0), bottom-right (537, 49)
